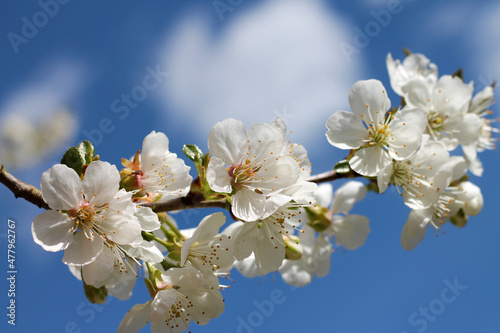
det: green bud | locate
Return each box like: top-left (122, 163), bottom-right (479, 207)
top-left (305, 206), bottom-right (332, 232)
top-left (450, 208), bottom-right (468, 228)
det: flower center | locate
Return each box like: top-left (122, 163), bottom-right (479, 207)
top-left (228, 159), bottom-right (261, 188)
top-left (426, 110), bottom-right (446, 137)
top-left (360, 111), bottom-right (393, 147)
top-left (390, 161), bottom-right (411, 187)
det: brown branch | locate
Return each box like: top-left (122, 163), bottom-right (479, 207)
top-left (306, 169), bottom-right (360, 183)
top-left (0, 164), bottom-right (50, 209)
top-left (143, 196), bottom-right (226, 213)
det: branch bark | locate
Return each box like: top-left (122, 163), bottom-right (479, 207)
top-left (0, 164), bottom-right (358, 213)
top-left (0, 164), bottom-right (50, 210)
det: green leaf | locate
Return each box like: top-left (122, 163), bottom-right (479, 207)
top-left (83, 281), bottom-right (107, 304)
top-left (334, 160), bottom-right (351, 174)
top-left (78, 140), bottom-right (95, 165)
top-left (182, 144), bottom-right (203, 162)
top-left (61, 141), bottom-right (96, 178)
top-left (61, 147), bottom-right (85, 176)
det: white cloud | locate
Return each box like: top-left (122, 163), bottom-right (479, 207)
top-left (158, 0), bottom-right (365, 150)
top-left (0, 59), bottom-right (89, 169)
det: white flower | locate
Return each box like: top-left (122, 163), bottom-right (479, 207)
top-left (180, 212), bottom-right (234, 276)
top-left (457, 85), bottom-right (498, 176)
top-left (32, 161), bottom-right (142, 267)
top-left (386, 53), bottom-right (438, 96)
top-left (326, 79), bottom-right (427, 176)
top-left (401, 157), bottom-right (483, 250)
top-left (118, 266), bottom-right (224, 333)
top-left (207, 118), bottom-right (300, 221)
top-left (377, 139), bottom-right (451, 210)
top-left (279, 224), bottom-right (331, 287)
top-left (402, 75), bottom-right (474, 150)
top-left (131, 131), bottom-right (193, 200)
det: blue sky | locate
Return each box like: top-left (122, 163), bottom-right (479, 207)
top-left (1, 0), bottom-right (499, 332)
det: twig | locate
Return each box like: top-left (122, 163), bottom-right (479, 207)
top-left (0, 164), bottom-right (50, 209)
top-left (306, 169), bottom-right (359, 183)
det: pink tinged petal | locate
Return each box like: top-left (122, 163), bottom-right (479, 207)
top-left (348, 79), bottom-right (391, 118)
top-left (331, 215), bottom-right (370, 250)
top-left (388, 108), bottom-right (427, 160)
top-left (401, 209), bottom-right (432, 251)
top-left (32, 210), bottom-right (74, 252)
top-left (83, 161), bottom-right (120, 204)
top-left (208, 118), bottom-right (248, 165)
top-left (325, 111), bottom-right (365, 149)
top-left (63, 231), bottom-right (104, 265)
top-left (151, 289), bottom-right (177, 322)
top-left (254, 222), bottom-right (285, 274)
top-left (134, 206), bottom-right (160, 232)
top-left (40, 164), bottom-right (82, 210)
top-left (117, 300), bottom-right (152, 333)
top-left (141, 131), bottom-right (170, 169)
top-left (233, 221), bottom-right (258, 260)
top-left (232, 188), bottom-right (266, 221)
top-left (82, 248), bottom-right (115, 287)
top-left (349, 146), bottom-right (391, 177)
top-left (247, 123), bottom-right (286, 162)
top-left (456, 113), bottom-right (483, 145)
top-left (206, 156), bottom-right (232, 193)
top-left (330, 181), bottom-right (367, 214)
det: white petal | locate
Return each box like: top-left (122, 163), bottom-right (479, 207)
top-left (388, 108), bottom-right (427, 160)
top-left (141, 131), bottom-right (170, 169)
top-left (124, 240), bottom-right (164, 263)
top-left (63, 232), bottom-right (103, 265)
top-left (233, 221), bottom-right (258, 260)
top-left (349, 146), bottom-right (391, 177)
top-left (82, 248), bottom-right (115, 287)
top-left (134, 206), bottom-right (160, 232)
top-left (401, 79), bottom-right (432, 110)
top-left (456, 113), bottom-right (482, 145)
top-left (312, 234), bottom-right (332, 278)
top-left (236, 254), bottom-right (263, 278)
top-left (107, 271), bottom-right (137, 301)
top-left (247, 123), bottom-right (286, 162)
top-left (401, 209), bottom-right (432, 250)
top-left (470, 85), bottom-right (494, 114)
top-left (151, 290), bottom-right (177, 322)
top-left (314, 183), bottom-right (333, 208)
top-left (279, 260), bottom-right (312, 287)
top-left (330, 215), bottom-right (370, 250)
top-left (206, 156), bottom-right (232, 193)
top-left (40, 164), bottom-right (82, 210)
top-left (32, 210), bottom-right (74, 252)
top-left (330, 181), bottom-right (367, 214)
top-left (232, 188), bottom-right (266, 221)
top-left (377, 165), bottom-right (392, 194)
top-left (254, 222), bottom-right (285, 274)
top-left (208, 118), bottom-right (248, 165)
top-left (325, 111), bottom-right (365, 149)
top-left (83, 161), bottom-right (120, 205)
top-left (118, 301), bottom-right (152, 333)
top-left (432, 75), bottom-right (473, 115)
top-left (348, 80), bottom-right (391, 119)
top-left (254, 156), bottom-right (300, 192)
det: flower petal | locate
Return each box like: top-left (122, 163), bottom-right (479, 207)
top-left (330, 181), bottom-right (367, 214)
top-left (208, 118), bottom-right (248, 165)
top-left (325, 111), bottom-right (365, 149)
top-left (63, 231), bottom-right (103, 265)
top-left (349, 146), bottom-right (391, 177)
top-left (232, 188), bottom-right (266, 221)
top-left (330, 214), bottom-right (370, 250)
top-left (141, 131), bottom-right (170, 169)
top-left (83, 161), bottom-right (120, 205)
top-left (206, 156), bottom-right (232, 193)
top-left (401, 209), bottom-right (432, 250)
top-left (118, 301), bottom-right (152, 333)
top-left (82, 248), bottom-right (115, 287)
top-left (32, 210), bottom-right (74, 252)
top-left (40, 164), bottom-right (82, 210)
top-left (348, 79), bottom-right (391, 118)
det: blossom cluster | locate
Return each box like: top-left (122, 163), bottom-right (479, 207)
top-left (27, 52), bottom-right (496, 332)
top-left (326, 52), bottom-right (495, 249)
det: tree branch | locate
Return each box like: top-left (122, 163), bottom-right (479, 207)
top-left (142, 196), bottom-right (226, 213)
top-left (306, 169), bottom-right (359, 183)
top-left (0, 164), bottom-right (50, 210)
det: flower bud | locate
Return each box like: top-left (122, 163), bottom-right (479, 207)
top-left (305, 206), bottom-right (331, 232)
top-left (284, 235), bottom-right (302, 260)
